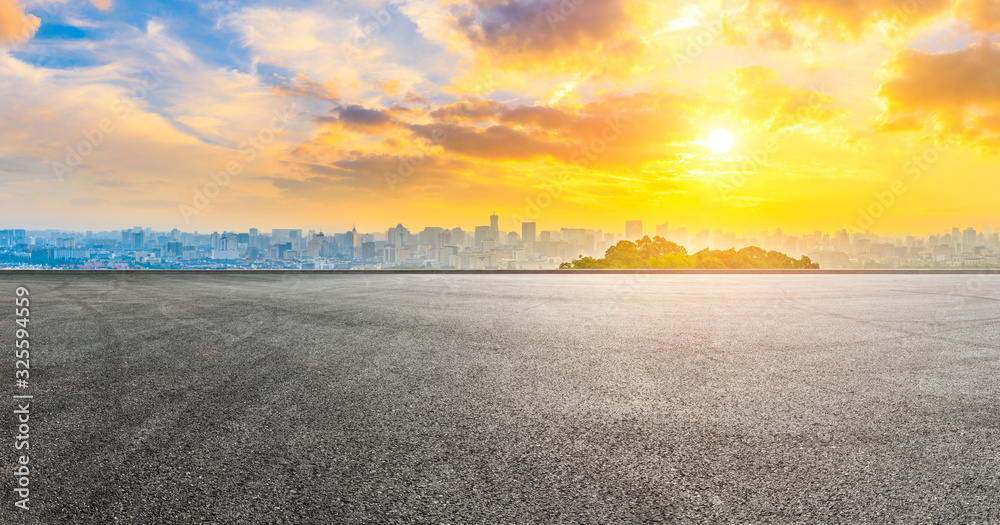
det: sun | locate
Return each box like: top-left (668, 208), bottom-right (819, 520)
top-left (707, 129), bottom-right (734, 154)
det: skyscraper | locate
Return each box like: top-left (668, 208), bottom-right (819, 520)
top-left (656, 222), bottom-right (668, 238)
top-left (626, 221), bottom-right (643, 241)
top-left (386, 224), bottom-right (410, 246)
top-left (522, 222), bottom-right (536, 247)
top-left (963, 227), bottom-right (977, 252)
top-left (475, 225), bottom-right (491, 248)
top-left (344, 227), bottom-right (358, 258)
top-left (490, 212), bottom-right (499, 241)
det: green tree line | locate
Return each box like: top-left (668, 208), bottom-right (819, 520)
top-left (559, 236), bottom-right (820, 269)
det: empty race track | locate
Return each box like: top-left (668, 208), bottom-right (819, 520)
top-left (1, 273), bottom-right (998, 523)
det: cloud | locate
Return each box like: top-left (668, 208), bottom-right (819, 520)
top-left (500, 104), bottom-right (575, 129)
top-left (429, 99), bottom-right (507, 122)
top-left (451, 0), bottom-right (650, 74)
top-left (726, 0), bottom-right (954, 47)
top-left (291, 65), bottom-right (844, 180)
top-left (0, 0), bottom-right (112, 48)
top-left (225, 7), bottom-right (426, 102)
top-left (876, 40), bottom-right (1000, 153)
top-left (955, 0), bottom-right (1000, 33)
top-left (0, 0), bottom-right (40, 46)
top-left (402, 91), bottom-right (429, 106)
top-left (730, 66), bottom-right (842, 132)
top-left (375, 79), bottom-right (401, 96)
top-left (331, 150), bottom-right (470, 183)
top-left (409, 122), bottom-right (571, 160)
top-left (337, 105), bottom-right (393, 126)
top-left (316, 105), bottom-right (397, 132)
top-left (877, 41), bottom-right (1000, 149)
top-left (273, 73), bottom-right (339, 102)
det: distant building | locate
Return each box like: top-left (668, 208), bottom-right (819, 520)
top-left (656, 222), bottom-right (668, 238)
top-left (475, 225), bottom-right (491, 248)
top-left (626, 221), bottom-right (643, 241)
top-left (343, 228), bottom-right (358, 258)
top-left (0, 229), bottom-right (26, 247)
top-left (54, 248), bottom-right (91, 260)
top-left (166, 241), bottom-right (183, 257)
top-left (361, 241), bottom-right (376, 259)
top-left (963, 228), bottom-right (977, 252)
top-left (522, 222), bottom-right (536, 250)
top-left (386, 224), bottom-right (410, 247)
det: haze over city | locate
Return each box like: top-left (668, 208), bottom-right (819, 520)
top-left (4, 212), bottom-right (1000, 269)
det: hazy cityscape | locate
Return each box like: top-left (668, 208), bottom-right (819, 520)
top-left (3, 215), bottom-right (1000, 270)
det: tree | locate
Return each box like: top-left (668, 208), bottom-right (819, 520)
top-left (559, 241), bottom-right (819, 270)
top-left (696, 255), bottom-right (726, 269)
top-left (637, 235), bottom-right (686, 259)
top-left (562, 256), bottom-right (607, 269)
top-left (603, 240), bottom-right (642, 268)
top-left (737, 246), bottom-right (766, 262)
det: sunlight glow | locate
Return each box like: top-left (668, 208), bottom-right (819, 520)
top-left (708, 129), bottom-right (734, 154)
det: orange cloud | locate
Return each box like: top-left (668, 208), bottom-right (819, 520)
top-left (955, 0), bottom-right (1000, 33)
top-left (375, 79), bottom-right (401, 96)
top-left (0, 0), bottom-right (40, 46)
top-left (409, 122), bottom-right (571, 161)
top-left (728, 0), bottom-right (953, 47)
top-left (293, 66), bottom-right (844, 183)
top-left (430, 99), bottom-right (508, 122)
top-left (877, 42), bottom-right (1000, 149)
top-left (730, 66), bottom-right (842, 131)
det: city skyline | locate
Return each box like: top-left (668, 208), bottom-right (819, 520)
top-left (7, 217), bottom-right (1000, 244)
top-left (2, 1), bottom-right (1000, 232)
top-left (5, 211), bottom-right (1000, 270)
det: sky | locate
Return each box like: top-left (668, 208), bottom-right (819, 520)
top-left (1, 0), bottom-right (999, 235)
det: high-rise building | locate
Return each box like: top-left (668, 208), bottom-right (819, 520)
top-left (837, 229), bottom-right (850, 252)
top-left (361, 241), bottom-right (376, 259)
top-left (522, 222), bottom-right (536, 247)
top-left (475, 225), bottom-right (491, 248)
top-left (166, 241), bottom-right (183, 257)
top-left (656, 222), bottom-right (668, 238)
top-left (490, 212), bottom-right (499, 241)
top-left (963, 227), bottom-right (977, 252)
top-left (120, 227), bottom-right (145, 249)
top-left (307, 232), bottom-right (324, 257)
top-left (343, 228), bottom-right (358, 258)
top-left (386, 224), bottom-right (410, 246)
top-left (419, 227), bottom-right (446, 249)
top-left (626, 221), bottom-right (643, 241)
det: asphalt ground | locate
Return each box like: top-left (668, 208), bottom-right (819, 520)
top-left (0, 273), bottom-right (998, 524)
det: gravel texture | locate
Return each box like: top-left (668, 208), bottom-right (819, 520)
top-left (1, 273), bottom-right (999, 524)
